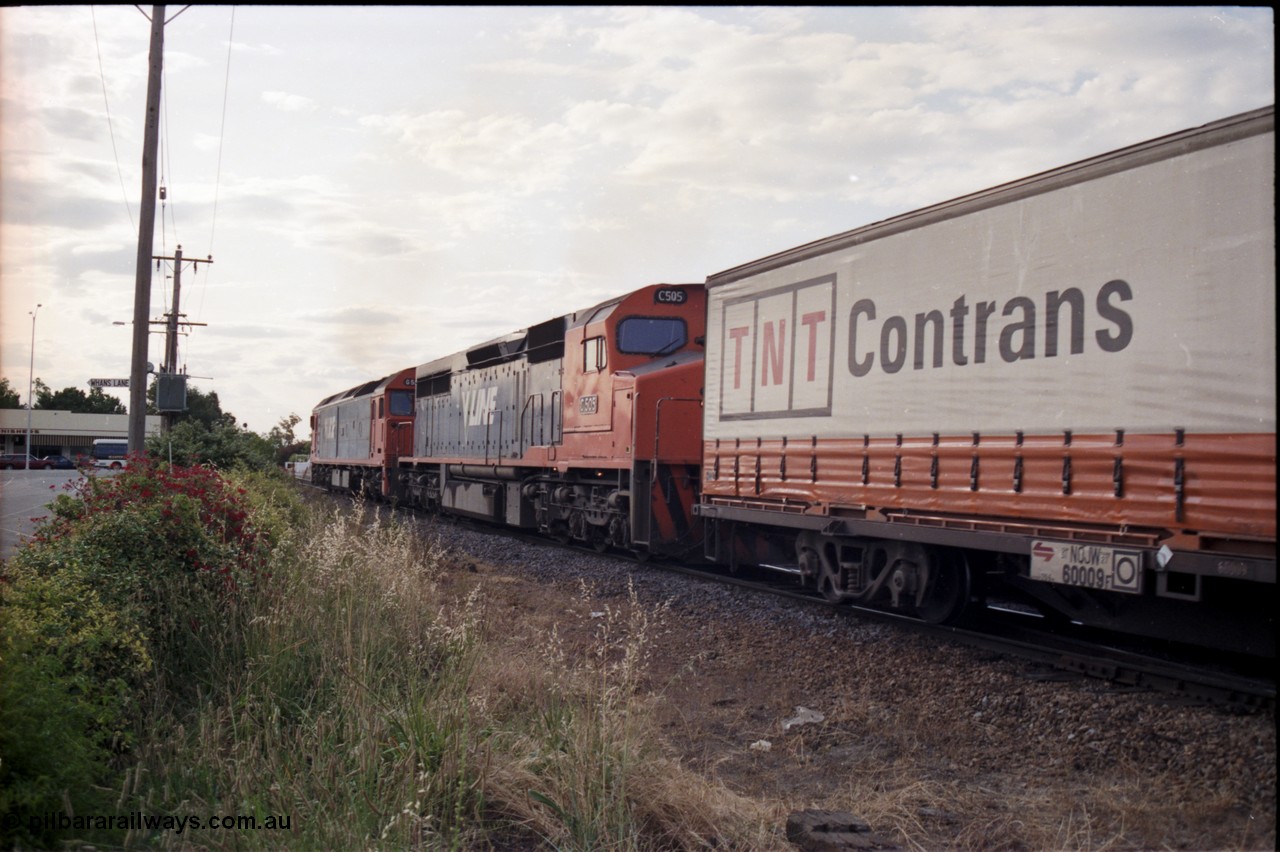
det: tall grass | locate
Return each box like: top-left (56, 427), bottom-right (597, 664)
top-left (122, 497), bottom-right (775, 850)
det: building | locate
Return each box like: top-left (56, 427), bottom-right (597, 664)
top-left (0, 409), bottom-right (162, 458)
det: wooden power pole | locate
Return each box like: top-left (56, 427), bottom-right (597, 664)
top-left (151, 245), bottom-right (211, 433)
top-left (127, 5), bottom-right (165, 454)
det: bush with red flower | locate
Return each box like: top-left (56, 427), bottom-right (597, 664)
top-left (1, 457), bottom-right (300, 846)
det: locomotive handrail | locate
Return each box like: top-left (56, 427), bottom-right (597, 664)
top-left (520, 393), bottom-right (546, 453)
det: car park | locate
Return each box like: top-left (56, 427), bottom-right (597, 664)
top-left (0, 453), bottom-right (52, 470)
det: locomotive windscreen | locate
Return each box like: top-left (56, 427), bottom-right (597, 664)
top-left (617, 317), bottom-right (687, 355)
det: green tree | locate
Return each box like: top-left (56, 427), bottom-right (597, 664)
top-left (146, 380), bottom-right (236, 428)
top-left (266, 413), bottom-right (310, 465)
top-left (0, 377), bottom-right (20, 408)
top-left (148, 420), bottom-right (275, 471)
top-left (35, 384), bottom-right (127, 415)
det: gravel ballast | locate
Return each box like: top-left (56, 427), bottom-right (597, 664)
top-left (394, 508), bottom-right (1277, 850)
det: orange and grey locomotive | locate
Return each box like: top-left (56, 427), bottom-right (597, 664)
top-left (394, 283), bottom-right (707, 558)
top-left (309, 367), bottom-right (416, 499)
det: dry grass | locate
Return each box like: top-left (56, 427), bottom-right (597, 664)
top-left (121, 499), bottom-right (780, 850)
top-left (109, 491), bottom-right (1272, 850)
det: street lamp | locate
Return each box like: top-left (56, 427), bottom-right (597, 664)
top-left (25, 303), bottom-right (42, 470)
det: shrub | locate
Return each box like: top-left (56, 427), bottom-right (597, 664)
top-left (0, 594), bottom-right (138, 849)
top-left (0, 459), bottom-right (296, 848)
top-left (148, 420), bottom-right (277, 471)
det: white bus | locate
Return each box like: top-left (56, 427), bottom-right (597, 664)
top-left (91, 438), bottom-right (129, 469)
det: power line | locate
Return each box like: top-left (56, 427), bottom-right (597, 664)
top-left (207, 4), bottom-right (235, 257)
top-left (192, 5), bottom-right (238, 332)
top-left (91, 6), bottom-right (136, 234)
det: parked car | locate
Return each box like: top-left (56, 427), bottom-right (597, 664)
top-left (0, 453), bottom-right (52, 470)
top-left (42, 454), bottom-right (78, 469)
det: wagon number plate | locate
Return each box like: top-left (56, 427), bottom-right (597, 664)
top-left (1029, 541), bottom-right (1143, 594)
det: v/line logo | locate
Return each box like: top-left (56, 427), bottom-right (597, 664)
top-left (462, 386), bottom-right (497, 427)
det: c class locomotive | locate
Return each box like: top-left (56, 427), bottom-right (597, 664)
top-left (312, 106), bottom-right (1276, 658)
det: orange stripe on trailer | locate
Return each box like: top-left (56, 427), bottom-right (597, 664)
top-left (701, 431), bottom-right (1276, 547)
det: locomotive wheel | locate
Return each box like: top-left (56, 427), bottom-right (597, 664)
top-left (912, 551), bottom-right (971, 625)
top-left (549, 521), bottom-right (572, 545)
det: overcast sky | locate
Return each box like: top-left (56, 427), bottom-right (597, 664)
top-left (1, 6), bottom-right (1273, 435)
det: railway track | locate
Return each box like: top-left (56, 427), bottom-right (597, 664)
top-left (307, 483), bottom-right (1276, 712)
top-left (646, 557), bottom-right (1276, 712)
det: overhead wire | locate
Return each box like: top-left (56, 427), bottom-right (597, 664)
top-left (179, 6), bottom-right (236, 375)
top-left (206, 6), bottom-right (234, 262)
top-left (95, 5), bottom-right (227, 379)
top-left (91, 6), bottom-right (136, 234)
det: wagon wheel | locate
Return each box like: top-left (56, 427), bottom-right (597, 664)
top-left (912, 551), bottom-right (971, 625)
top-left (815, 553), bottom-right (845, 604)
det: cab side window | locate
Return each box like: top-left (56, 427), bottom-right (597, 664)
top-left (583, 336), bottom-right (607, 372)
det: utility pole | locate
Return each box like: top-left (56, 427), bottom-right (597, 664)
top-left (128, 5), bottom-right (165, 455)
top-left (151, 244), bottom-right (211, 433)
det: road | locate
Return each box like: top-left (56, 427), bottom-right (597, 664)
top-left (0, 469), bottom-right (87, 561)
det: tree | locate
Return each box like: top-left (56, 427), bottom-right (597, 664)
top-left (35, 385), bottom-right (127, 415)
top-left (266, 413), bottom-right (309, 465)
top-left (267, 413), bottom-right (300, 447)
top-left (141, 380), bottom-right (281, 471)
top-left (146, 379), bottom-right (236, 428)
top-left (147, 420), bottom-right (275, 471)
top-left (0, 377), bottom-right (20, 409)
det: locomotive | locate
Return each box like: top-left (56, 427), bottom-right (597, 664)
top-left (310, 367), bottom-right (416, 499)
top-left (313, 283), bottom-right (707, 558)
top-left (312, 106), bottom-right (1276, 657)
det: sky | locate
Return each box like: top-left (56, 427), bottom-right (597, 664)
top-left (0, 6), bottom-right (1273, 437)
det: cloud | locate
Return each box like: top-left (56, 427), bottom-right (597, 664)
top-left (308, 307), bottom-right (399, 326)
top-left (261, 91), bottom-right (317, 112)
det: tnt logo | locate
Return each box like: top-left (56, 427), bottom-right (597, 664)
top-left (719, 275), bottom-right (836, 420)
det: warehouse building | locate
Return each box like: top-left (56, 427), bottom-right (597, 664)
top-left (0, 409), bottom-right (162, 458)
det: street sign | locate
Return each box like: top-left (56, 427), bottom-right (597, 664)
top-left (89, 378), bottom-right (130, 388)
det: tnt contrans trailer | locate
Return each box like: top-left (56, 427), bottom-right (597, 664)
top-left (696, 106), bottom-right (1275, 655)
